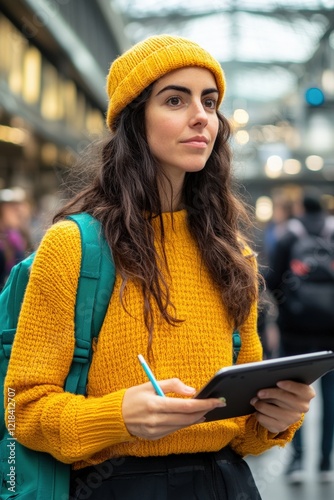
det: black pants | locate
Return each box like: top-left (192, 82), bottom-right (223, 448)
top-left (69, 447), bottom-right (262, 500)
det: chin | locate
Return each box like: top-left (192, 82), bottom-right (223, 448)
top-left (185, 164), bottom-right (207, 173)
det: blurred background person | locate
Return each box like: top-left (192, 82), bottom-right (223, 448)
top-left (0, 188), bottom-right (32, 289)
top-left (263, 191), bottom-right (294, 264)
top-left (265, 188), bottom-right (334, 484)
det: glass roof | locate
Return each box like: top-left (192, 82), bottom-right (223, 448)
top-left (112, 0), bottom-right (334, 106)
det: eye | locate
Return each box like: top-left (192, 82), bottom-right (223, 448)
top-left (166, 96), bottom-right (182, 106)
top-left (204, 97), bottom-right (217, 109)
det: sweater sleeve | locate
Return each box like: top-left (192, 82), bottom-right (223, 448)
top-left (5, 221), bottom-right (134, 464)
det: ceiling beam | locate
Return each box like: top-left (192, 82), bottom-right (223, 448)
top-left (124, 7), bottom-right (334, 24)
top-left (96, 0), bottom-right (131, 53)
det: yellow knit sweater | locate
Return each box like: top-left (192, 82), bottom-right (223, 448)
top-left (5, 211), bottom-right (299, 469)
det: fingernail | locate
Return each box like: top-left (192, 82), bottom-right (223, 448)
top-left (216, 397), bottom-right (226, 407)
top-left (250, 398), bottom-right (258, 406)
top-left (184, 385), bottom-right (196, 394)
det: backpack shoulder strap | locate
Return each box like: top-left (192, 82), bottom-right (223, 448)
top-left (232, 330), bottom-right (241, 364)
top-left (64, 213), bottom-right (116, 394)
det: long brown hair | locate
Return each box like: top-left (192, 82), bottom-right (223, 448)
top-left (54, 84), bottom-right (259, 351)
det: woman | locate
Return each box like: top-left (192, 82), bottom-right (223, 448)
top-left (5, 34), bottom-right (315, 499)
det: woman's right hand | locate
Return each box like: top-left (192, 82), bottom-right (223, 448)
top-left (122, 378), bottom-right (225, 440)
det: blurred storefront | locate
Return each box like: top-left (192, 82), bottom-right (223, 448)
top-left (0, 0), bottom-right (127, 207)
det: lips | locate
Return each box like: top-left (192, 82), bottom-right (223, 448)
top-left (182, 136), bottom-right (209, 144)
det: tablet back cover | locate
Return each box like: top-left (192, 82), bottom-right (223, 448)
top-left (195, 351), bottom-right (334, 421)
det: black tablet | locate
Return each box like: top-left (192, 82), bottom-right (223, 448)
top-left (194, 350), bottom-right (334, 422)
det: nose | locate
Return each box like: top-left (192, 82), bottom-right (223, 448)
top-left (189, 101), bottom-right (208, 127)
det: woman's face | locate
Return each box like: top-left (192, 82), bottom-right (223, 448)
top-left (145, 67), bottom-right (220, 185)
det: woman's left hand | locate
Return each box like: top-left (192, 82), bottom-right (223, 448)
top-left (250, 380), bottom-right (316, 434)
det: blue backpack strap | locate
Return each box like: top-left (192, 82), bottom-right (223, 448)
top-left (64, 213), bottom-right (116, 394)
top-left (232, 330), bottom-right (241, 364)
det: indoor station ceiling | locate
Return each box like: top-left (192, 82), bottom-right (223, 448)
top-left (111, 0), bottom-right (334, 123)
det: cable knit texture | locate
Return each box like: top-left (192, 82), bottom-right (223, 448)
top-left (5, 210), bottom-right (301, 469)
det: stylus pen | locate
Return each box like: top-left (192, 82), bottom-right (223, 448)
top-left (138, 354), bottom-right (166, 397)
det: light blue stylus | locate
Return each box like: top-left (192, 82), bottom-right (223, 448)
top-left (138, 354), bottom-right (166, 397)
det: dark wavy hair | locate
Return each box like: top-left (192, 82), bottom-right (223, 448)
top-left (54, 84), bottom-right (260, 353)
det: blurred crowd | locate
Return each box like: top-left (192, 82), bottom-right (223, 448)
top-left (256, 186), bottom-right (334, 483)
top-left (0, 187), bottom-right (60, 290)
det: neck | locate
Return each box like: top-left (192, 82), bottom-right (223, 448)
top-left (158, 172), bottom-right (185, 212)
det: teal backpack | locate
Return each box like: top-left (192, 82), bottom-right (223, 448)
top-left (0, 213), bottom-right (116, 500)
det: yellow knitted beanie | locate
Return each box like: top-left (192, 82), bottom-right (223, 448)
top-left (106, 34), bottom-right (226, 131)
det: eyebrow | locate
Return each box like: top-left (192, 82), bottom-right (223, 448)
top-left (155, 85), bottom-right (219, 97)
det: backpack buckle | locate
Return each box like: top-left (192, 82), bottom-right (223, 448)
top-left (72, 338), bottom-right (91, 364)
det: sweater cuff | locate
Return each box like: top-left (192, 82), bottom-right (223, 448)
top-left (61, 389), bottom-right (135, 461)
top-left (231, 414), bottom-right (304, 457)
top-left (256, 416), bottom-right (303, 446)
